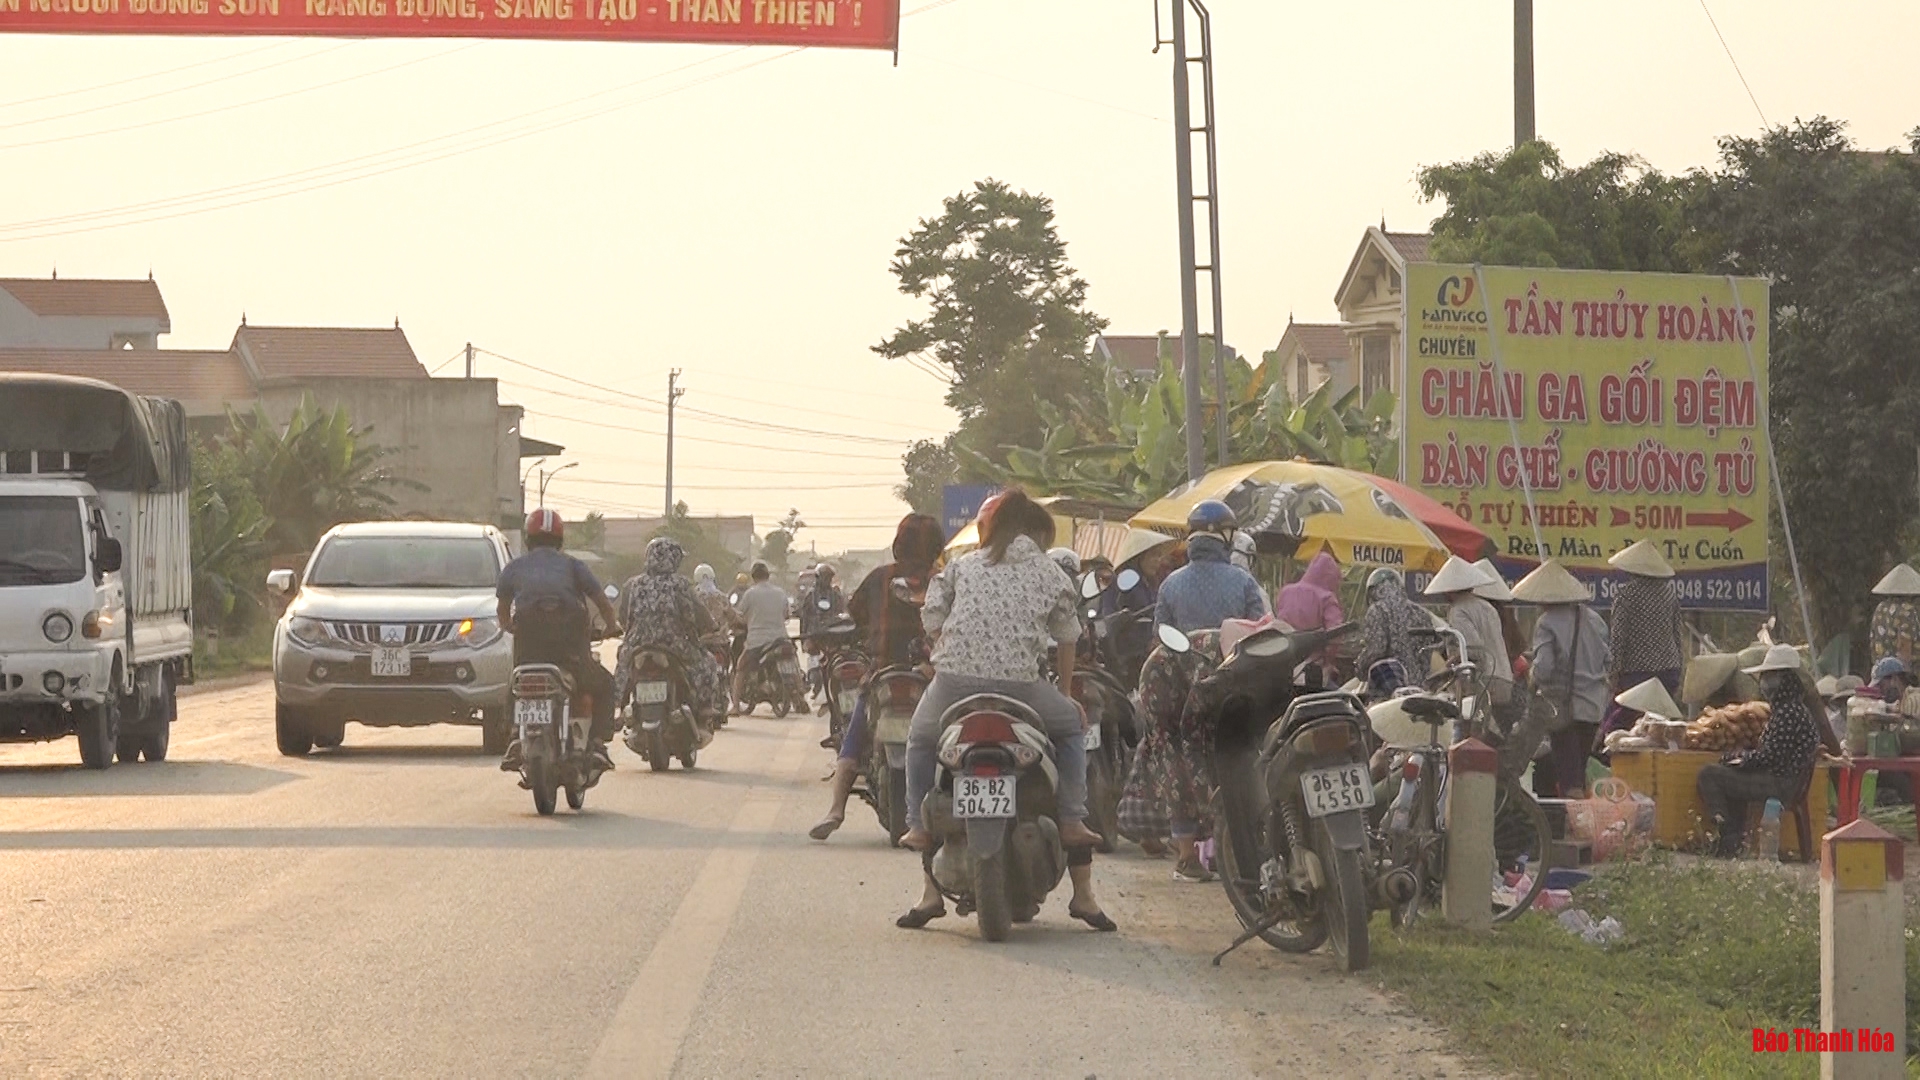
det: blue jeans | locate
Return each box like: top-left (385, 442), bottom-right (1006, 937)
top-left (904, 672), bottom-right (1087, 831)
top-left (837, 692), bottom-right (871, 763)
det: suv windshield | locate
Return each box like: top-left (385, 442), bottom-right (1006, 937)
top-left (307, 535), bottom-right (500, 589)
top-left (0, 496), bottom-right (87, 587)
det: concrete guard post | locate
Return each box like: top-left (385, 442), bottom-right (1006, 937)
top-left (1820, 818), bottom-right (1906, 1079)
top-left (1443, 737), bottom-right (1499, 931)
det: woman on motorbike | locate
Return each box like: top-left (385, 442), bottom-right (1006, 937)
top-left (896, 489), bottom-right (1114, 932)
top-left (613, 537), bottom-right (727, 733)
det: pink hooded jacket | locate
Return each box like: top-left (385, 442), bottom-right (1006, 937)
top-left (1274, 552), bottom-right (1345, 632)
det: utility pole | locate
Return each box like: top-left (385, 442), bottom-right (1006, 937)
top-left (1166, 1), bottom-right (1206, 485)
top-left (1514, 0), bottom-right (1535, 145)
top-left (464, 341), bottom-right (474, 379)
top-left (665, 369), bottom-right (684, 519)
top-left (538, 461), bottom-right (576, 507)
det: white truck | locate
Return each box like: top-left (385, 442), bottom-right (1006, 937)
top-left (0, 374), bottom-right (194, 768)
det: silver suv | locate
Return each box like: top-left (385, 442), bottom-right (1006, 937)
top-left (269, 522), bottom-right (514, 756)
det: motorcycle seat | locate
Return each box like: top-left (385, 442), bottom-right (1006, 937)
top-left (1397, 693), bottom-right (1460, 723)
top-left (939, 692), bottom-right (1043, 730)
top-left (1273, 691), bottom-right (1365, 742)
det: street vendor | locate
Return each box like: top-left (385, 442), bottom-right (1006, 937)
top-left (1602, 540), bottom-right (1686, 740)
top-left (1424, 555), bottom-right (1515, 714)
top-left (1514, 560), bottom-right (1609, 797)
top-left (1697, 646), bottom-right (1823, 858)
top-left (1869, 563), bottom-right (1920, 670)
top-left (1865, 657), bottom-right (1914, 805)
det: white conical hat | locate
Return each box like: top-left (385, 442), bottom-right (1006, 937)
top-left (1872, 564), bottom-right (1920, 597)
top-left (1615, 677), bottom-right (1683, 719)
top-left (1742, 643), bottom-right (1804, 674)
top-left (1510, 560), bottom-right (1591, 604)
top-left (1423, 555), bottom-right (1497, 596)
top-left (1470, 559), bottom-right (1512, 601)
top-left (1608, 539), bottom-right (1674, 579)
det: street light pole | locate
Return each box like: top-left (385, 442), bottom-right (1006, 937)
top-left (665, 369), bottom-right (684, 518)
top-left (1514, 0), bottom-right (1535, 145)
top-left (538, 461), bottom-right (577, 507)
top-left (519, 456), bottom-right (546, 512)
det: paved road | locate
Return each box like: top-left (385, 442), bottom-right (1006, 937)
top-left (0, 677), bottom-right (1481, 1079)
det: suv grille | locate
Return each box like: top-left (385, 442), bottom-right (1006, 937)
top-left (327, 621), bottom-right (459, 648)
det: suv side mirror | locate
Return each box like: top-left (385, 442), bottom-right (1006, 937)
top-left (266, 568), bottom-right (295, 595)
top-left (95, 536), bottom-right (123, 575)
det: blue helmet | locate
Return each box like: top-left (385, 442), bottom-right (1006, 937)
top-left (1872, 656), bottom-right (1909, 684)
top-left (1186, 499), bottom-right (1238, 539)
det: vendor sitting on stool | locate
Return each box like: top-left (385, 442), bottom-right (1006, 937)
top-left (1866, 657), bottom-right (1914, 806)
top-left (1696, 645), bottom-right (1822, 858)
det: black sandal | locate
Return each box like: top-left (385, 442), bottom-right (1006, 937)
top-left (895, 903), bottom-right (946, 929)
top-left (1068, 906), bottom-right (1117, 932)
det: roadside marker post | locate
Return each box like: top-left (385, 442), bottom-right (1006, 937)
top-left (1442, 737), bottom-right (1498, 932)
top-left (1820, 819), bottom-right (1905, 1078)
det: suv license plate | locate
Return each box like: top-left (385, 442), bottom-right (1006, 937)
top-left (953, 775), bottom-right (1015, 818)
top-left (515, 698), bottom-right (554, 726)
top-left (371, 647), bottom-right (410, 677)
top-left (635, 681), bottom-right (670, 705)
top-left (1300, 763), bottom-right (1374, 818)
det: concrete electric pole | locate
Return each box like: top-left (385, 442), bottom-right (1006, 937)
top-left (1168, 3), bottom-right (1205, 485)
top-left (665, 369), bottom-right (685, 519)
top-left (464, 342), bottom-right (474, 379)
top-left (1514, 0), bottom-right (1535, 146)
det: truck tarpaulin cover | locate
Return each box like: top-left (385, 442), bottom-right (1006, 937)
top-left (0, 374), bottom-right (190, 493)
top-left (0, 0), bottom-right (900, 49)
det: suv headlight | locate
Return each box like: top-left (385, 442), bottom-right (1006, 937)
top-left (457, 617), bottom-right (502, 648)
top-left (43, 612), bottom-right (74, 643)
top-left (287, 616), bottom-right (330, 648)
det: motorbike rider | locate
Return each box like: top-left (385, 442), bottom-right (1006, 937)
top-left (808, 513), bottom-right (945, 839)
top-left (1153, 500), bottom-right (1269, 633)
top-left (1355, 567), bottom-right (1427, 694)
top-left (612, 537), bottom-right (727, 740)
top-left (896, 489), bottom-right (1113, 933)
top-left (692, 563), bottom-right (733, 648)
top-left (495, 509), bottom-right (620, 772)
top-left (799, 563), bottom-right (848, 701)
top-left (728, 571), bottom-right (752, 673)
top-left (730, 562), bottom-right (796, 715)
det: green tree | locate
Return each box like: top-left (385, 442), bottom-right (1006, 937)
top-left (188, 437), bottom-right (271, 632)
top-left (572, 510), bottom-right (607, 553)
top-left (220, 394), bottom-right (414, 554)
top-left (760, 529), bottom-right (794, 573)
top-left (896, 437), bottom-right (957, 516)
top-left (876, 178), bottom-right (1108, 481)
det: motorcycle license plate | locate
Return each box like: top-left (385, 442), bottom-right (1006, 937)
top-left (635, 681), bottom-right (670, 705)
top-left (953, 775), bottom-right (1015, 819)
top-left (777, 660), bottom-right (800, 677)
top-left (515, 698), bottom-right (554, 726)
top-left (371, 647), bottom-right (411, 678)
top-left (1082, 724), bottom-right (1102, 751)
top-left (1300, 763), bottom-right (1374, 818)
top-left (836, 690), bottom-right (859, 716)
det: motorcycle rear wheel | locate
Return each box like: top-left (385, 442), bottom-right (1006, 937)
top-left (973, 851), bottom-right (1012, 943)
top-left (565, 781), bottom-right (586, 811)
top-left (772, 697), bottom-right (790, 719)
top-left (1087, 751), bottom-right (1119, 855)
top-left (529, 760), bottom-right (556, 816)
top-left (1315, 821), bottom-right (1371, 972)
top-left (647, 730), bottom-right (669, 773)
top-left (1215, 805), bottom-right (1326, 954)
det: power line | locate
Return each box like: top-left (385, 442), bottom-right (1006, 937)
top-left (428, 348), bottom-right (467, 375)
top-left (2, 41), bottom-right (361, 132)
top-left (0, 41), bottom-right (297, 112)
top-left (566, 475), bottom-right (897, 493)
top-left (518, 408), bottom-right (906, 462)
top-left (1697, 0), bottom-right (1768, 127)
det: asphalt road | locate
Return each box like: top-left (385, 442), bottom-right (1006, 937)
top-left (0, 676), bottom-right (1483, 1079)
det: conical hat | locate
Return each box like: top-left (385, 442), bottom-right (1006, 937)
top-left (1615, 677), bottom-right (1682, 719)
top-left (1423, 555), bottom-right (1496, 596)
top-left (1470, 559), bottom-right (1512, 602)
top-left (1872, 563), bottom-right (1920, 597)
top-left (1510, 560), bottom-right (1591, 604)
top-left (1682, 653), bottom-right (1740, 705)
top-left (1608, 539), bottom-right (1674, 579)
top-left (1742, 644), bottom-right (1804, 674)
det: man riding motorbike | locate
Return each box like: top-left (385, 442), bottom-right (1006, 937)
top-left (799, 563), bottom-right (848, 702)
top-left (495, 509), bottom-right (620, 772)
top-left (809, 514), bottom-right (945, 840)
top-left (1152, 500), bottom-right (1269, 633)
top-left (731, 562), bottom-right (795, 715)
top-left (613, 537), bottom-right (727, 738)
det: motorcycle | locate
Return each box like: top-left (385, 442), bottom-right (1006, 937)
top-left (1072, 570), bottom-right (1147, 852)
top-left (919, 693), bottom-right (1068, 942)
top-left (739, 637), bottom-right (806, 717)
top-left (1080, 568), bottom-right (1155, 693)
top-left (855, 577), bottom-right (928, 846)
top-left (508, 586), bottom-right (619, 816)
top-left (1163, 619), bottom-right (1386, 972)
top-left (813, 616), bottom-right (870, 750)
top-left (619, 648), bottom-right (706, 772)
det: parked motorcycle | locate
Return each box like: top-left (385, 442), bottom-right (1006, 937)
top-left (739, 638), bottom-right (806, 717)
top-left (1080, 567), bottom-right (1155, 693)
top-left (919, 693), bottom-right (1068, 942)
top-left (1163, 619), bottom-right (1386, 972)
top-left (1072, 570), bottom-right (1146, 851)
top-left (619, 648), bottom-right (704, 772)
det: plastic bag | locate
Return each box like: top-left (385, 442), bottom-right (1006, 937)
top-left (1557, 908), bottom-right (1624, 944)
top-left (1565, 777), bottom-right (1654, 861)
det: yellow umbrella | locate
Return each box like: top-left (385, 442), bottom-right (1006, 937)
top-left (942, 498), bottom-right (1162, 566)
top-left (1131, 460), bottom-right (1455, 573)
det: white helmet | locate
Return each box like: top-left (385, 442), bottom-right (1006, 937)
top-left (694, 564), bottom-right (715, 585)
top-left (1048, 547), bottom-right (1081, 576)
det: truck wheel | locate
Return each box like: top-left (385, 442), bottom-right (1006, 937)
top-left (142, 670), bottom-right (175, 762)
top-left (481, 709), bottom-right (511, 756)
top-left (275, 702), bottom-right (314, 757)
top-left (77, 696), bottom-right (118, 771)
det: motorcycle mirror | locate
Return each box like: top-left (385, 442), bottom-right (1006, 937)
top-left (1080, 573), bottom-right (1101, 600)
top-left (1156, 622), bottom-right (1191, 655)
top-left (1084, 606), bottom-right (1099, 621)
top-left (604, 584), bottom-right (619, 600)
top-left (1116, 568), bottom-right (1141, 592)
top-left (729, 592), bottom-right (740, 605)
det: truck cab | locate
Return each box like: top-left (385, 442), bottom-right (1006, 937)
top-left (0, 479), bottom-right (130, 736)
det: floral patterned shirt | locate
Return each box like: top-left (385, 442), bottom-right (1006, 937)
top-left (923, 535), bottom-right (1081, 682)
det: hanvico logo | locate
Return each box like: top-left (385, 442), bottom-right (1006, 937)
top-left (1422, 274), bottom-right (1488, 327)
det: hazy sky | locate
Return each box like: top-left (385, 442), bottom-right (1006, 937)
top-left (4, 0), bottom-right (1916, 549)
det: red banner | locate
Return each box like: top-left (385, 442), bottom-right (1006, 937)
top-left (0, 0), bottom-right (898, 49)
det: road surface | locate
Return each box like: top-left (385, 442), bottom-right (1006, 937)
top-left (0, 677), bottom-right (1482, 1078)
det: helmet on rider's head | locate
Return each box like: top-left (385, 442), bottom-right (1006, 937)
top-left (694, 564), bottom-right (715, 585)
top-left (814, 563), bottom-right (836, 584)
top-left (1230, 530), bottom-right (1257, 569)
top-left (1365, 566), bottom-right (1404, 597)
top-left (525, 508), bottom-right (564, 548)
top-left (1186, 499), bottom-right (1238, 540)
top-left (1047, 547), bottom-right (1081, 576)
top-left (735, 572), bottom-right (751, 588)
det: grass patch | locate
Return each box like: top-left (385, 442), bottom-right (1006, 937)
top-left (192, 622), bottom-right (274, 680)
top-left (1370, 853), bottom-right (1920, 1078)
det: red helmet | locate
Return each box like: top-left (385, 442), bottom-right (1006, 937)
top-left (525, 508), bottom-right (565, 544)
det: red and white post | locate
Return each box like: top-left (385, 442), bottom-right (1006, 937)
top-left (1443, 737), bottom-right (1499, 931)
top-left (1820, 818), bottom-right (1906, 1078)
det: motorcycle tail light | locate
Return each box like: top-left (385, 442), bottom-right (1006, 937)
top-left (1295, 723), bottom-right (1353, 755)
top-left (513, 671), bottom-right (561, 698)
top-left (957, 713), bottom-right (1017, 747)
top-left (835, 662), bottom-right (868, 684)
top-left (938, 744), bottom-right (967, 769)
top-left (1011, 744), bottom-right (1041, 767)
top-left (879, 676), bottom-right (922, 709)
top-left (969, 763), bottom-right (1002, 777)
top-left (1401, 756), bottom-right (1422, 781)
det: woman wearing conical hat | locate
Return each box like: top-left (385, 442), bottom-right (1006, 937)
top-left (1423, 556), bottom-right (1513, 708)
top-left (1513, 561), bottom-right (1609, 797)
top-left (1600, 540), bottom-right (1686, 741)
top-left (1869, 563), bottom-right (1920, 671)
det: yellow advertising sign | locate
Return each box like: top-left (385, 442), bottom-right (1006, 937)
top-left (1401, 264), bottom-right (1770, 610)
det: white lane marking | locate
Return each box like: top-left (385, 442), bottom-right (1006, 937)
top-left (584, 720), bottom-right (813, 1080)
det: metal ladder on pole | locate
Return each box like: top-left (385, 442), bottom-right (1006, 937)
top-left (1157, 0), bottom-right (1229, 469)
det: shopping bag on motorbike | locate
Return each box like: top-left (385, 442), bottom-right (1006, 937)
top-left (1564, 777), bottom-right (1652, 861)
